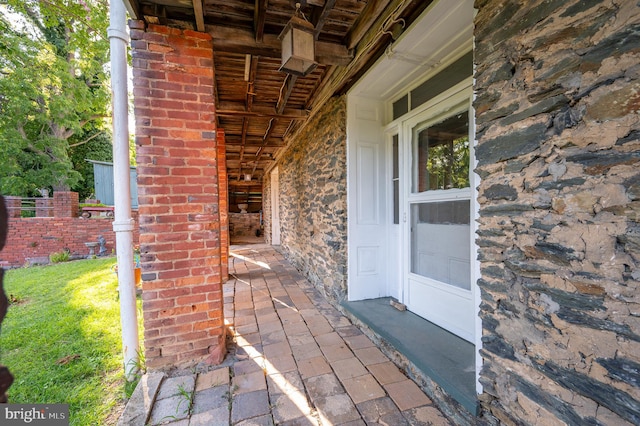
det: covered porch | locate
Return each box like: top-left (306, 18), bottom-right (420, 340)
top-left (119, 244), bottom-right (451, 425)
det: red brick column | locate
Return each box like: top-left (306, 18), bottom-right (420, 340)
top-left (4, 197), bottom-right (21, 219)
top-left (53, 192), bottom-right (79, 218)
top-left (36, 198), bottom-right (53, 217)
top-left (130, 21), bottom-right (226, 369)
top-left (217, 129), bottom-right (229, 282)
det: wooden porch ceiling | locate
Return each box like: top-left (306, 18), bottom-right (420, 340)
top-left (123, 0), bottom-right (432, 194)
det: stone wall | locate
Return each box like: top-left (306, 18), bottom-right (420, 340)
top-left (474, 1), bottom-right (640, 424)
top-left (264, 96), bottom-right (348, 302)
top-left (229, 213), bottom-right (261, 239)
top-left (130, 21), bottom-right (226, 369)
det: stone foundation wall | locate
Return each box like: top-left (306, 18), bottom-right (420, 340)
top-left (264, 96), bottom-right (348, 302)
top-left (474, 1), bottom-right (640, 424)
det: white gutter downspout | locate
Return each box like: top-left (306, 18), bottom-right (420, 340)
top-left (108, 0), bottom-right (139, 381)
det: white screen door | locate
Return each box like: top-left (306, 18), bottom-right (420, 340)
top-left (404, 96), bottom-right (475, 342)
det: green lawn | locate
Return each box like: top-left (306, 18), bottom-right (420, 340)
top-left (0, 258), bottom-right (143, 425)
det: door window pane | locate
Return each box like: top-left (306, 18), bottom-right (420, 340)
top-left (410, 200), bottom-right (470, 290)
top-left (412, 111), bottom-right (469, 193)
top-left (392, 134), bottom-right (399, 224)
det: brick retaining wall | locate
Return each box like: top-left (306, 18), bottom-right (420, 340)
top-left (2, 192), bottom-right (139, 267)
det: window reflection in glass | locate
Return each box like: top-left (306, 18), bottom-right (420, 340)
top-left (412, 111), bottom-right (469, 193)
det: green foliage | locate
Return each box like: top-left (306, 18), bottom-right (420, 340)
top-left (68, 128), bottom-right (113, 200)
top-left (425, 136), bottom-right (470, 190)
top-left (49, 249), bottom-right (70, 263)
top-left (1, 258), bottom-right (143, 425)
top-left (0, 1), bottom-right (111, 197)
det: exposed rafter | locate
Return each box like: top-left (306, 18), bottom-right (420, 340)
top-left (123, 0), bottom-right (430, 209)
top-left (207, 25), bottom-right (352, 66)
top-left (254, 0), bottom-right (268, 42)
top-left (193, 0), bottom-right (205, 31)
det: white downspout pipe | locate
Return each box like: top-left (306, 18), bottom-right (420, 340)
top-left (108, 0), bottom-right (139, 381)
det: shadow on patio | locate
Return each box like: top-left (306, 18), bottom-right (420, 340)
top-left (119, 244), bottom-right (451, 425)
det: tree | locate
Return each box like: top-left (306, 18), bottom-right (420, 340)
top-left (0, 0), bottom-right (111, 197)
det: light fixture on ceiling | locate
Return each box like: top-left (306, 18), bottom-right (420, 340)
top-left (278, 3), bottom-right (317, 76)
top-left (244, 174), bottom-right (252, 181)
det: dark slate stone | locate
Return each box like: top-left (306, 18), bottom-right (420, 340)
top-left (477, 238), bottom-right (509, 249)
top-left (619, 232), bottom-right (640, 256)
top-left (514, 375), bottom-right (601, 426)
top-left (481, 0), bottom-right (566, 56)
top-left (537, 177), bottom-right (586, 190)
top-left (483, 315), bottom-right (499, 333)
top-left (560, 0), bottom-right (603, 17)
top-left (477, 228), bottom-right (507, 237)
top-left (597, 357), bottom-right (640, 388)
top-left (527, 85), bottom-right (567, 104)
top-left (574, 77), bottom-right (618, 103)
top-left (566, 150), bottom-right (640, 175)
top-left (479, 102), bottom-right (519, 123)
top-left (529, 242), bottom-right (580, 266)
top-left (485, 61), bottom-right (516, 86)
top-left (616, 129), bottom-right (640, 146)
top-left (478, 278), bottom-right (509, 293)
top-left (481, 265), bottom-right (506, 279)
top-left (581, 24), bottom-right (640, 71)
top-left (536, 361), bottom-right (640, 425)
top-left (474, 2), bottom-right (521, 59)
top-left (556, 308), bottom-right (640, 342)
top-left (327, 240), bottom-right (341, 250)
top-left (553, 106), bottom-right (584, 134)
top-left (531, 219), bottom-right (556, 232)
top-left (535, 55), bottom-right (583, 86)
top-left (504, 159), bottom-right (531, 173)
top-left (476, 123), bottom-right (547, 166)
top-left (504, 259), bottom-right (556, 277)
top-left (484, 184), bottom-right (518, 201)
top-left (501, 95), bottom-right (569, 126)
top-left (524, 284), bottom-right (604, 311)
top-left (479, 203), bottom-right (535, 216)
top-left (481, 334), bottom-right (516, 361)
top-left (497, 299), bottom-right (521, 317)
top-left (523, 307), bottom-right (555, 328)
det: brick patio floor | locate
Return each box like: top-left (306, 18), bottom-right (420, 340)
top-left (119, 244), bottom-right (452, 425)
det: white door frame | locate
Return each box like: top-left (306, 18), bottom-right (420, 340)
top-left (401, 89), bottom-right (475, 342)
top-left (270, 167), bottom-right (281, 245)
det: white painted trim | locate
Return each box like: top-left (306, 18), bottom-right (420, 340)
top-left (270, 167), bottom-right (281, 245)
top-left (347, 0), bottom-right (482, 397)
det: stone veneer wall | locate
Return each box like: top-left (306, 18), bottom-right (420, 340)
top-left (474, 1), bottom-right (640, 424)
top-left (265, 96), bottom-right (348, 302)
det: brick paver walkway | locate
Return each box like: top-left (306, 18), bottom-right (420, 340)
top-left (119, 244), bottom-right (452, 425)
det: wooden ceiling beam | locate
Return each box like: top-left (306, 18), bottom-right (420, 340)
top-left (254, 0), bottom-right (268, 42)
top-left (207, 25), bottom-right (352, 66)
top-left (346, 0), bottom-right (393, 50)
top-left (193, 0), bottom-right (205, 32)
top-left (311, 0), bottom-right (337, 39)
top-left (216, 104), bottom-right (308, 120)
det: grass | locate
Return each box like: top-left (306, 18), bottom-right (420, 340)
top-left (0, 257), bottom-right (143, 425)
